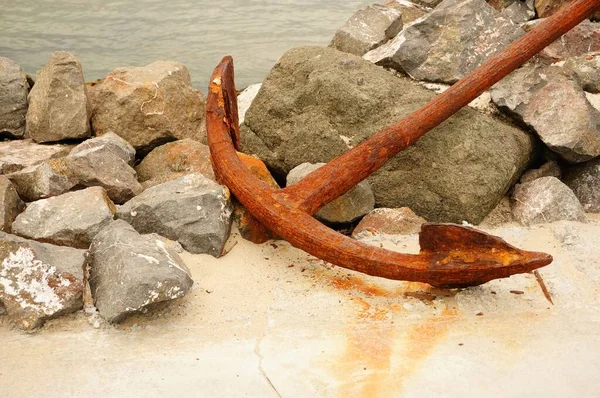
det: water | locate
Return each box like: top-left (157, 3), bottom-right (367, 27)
top-left (0, 0), bottom-right (368, 91)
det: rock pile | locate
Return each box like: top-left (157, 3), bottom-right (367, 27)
top-left (1, 0), bottom-right (599, 330)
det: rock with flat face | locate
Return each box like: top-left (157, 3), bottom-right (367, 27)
top-left (367, 0), bottom-right (523, 83)
top-left (67, 137), bottom-right (142, 204)
top-left (117, 174), bottom-right (233, 257)
top-left (88, 220), bottom-right (193, 323)
top-left (7, 158), bottom-right (76, 202)
top-left (287, 162), bottom-right (375, 223)
top-left (26, 51), bottom-right (91, 143)
top-left (352, 207), bottom-right (426, 238)
top-left (0, 139), bottom-right (73, 175)
top-left (330, 5), bottom-right (403, 56)
top-left (135, 139), bottom-right (215, 189)
top-left (238, 84), bottom-right (262, 125)
top-left (563, 52), bottom-right (600, 94)
top-left (12, 187), bottom-right (116, 249)
top-left (70, 132), bottom-right (136, 166)
top-left (88, 61), bottom-right (206, 155)
top-left (512, 177), bottom-right (587, 225)
top-left (242, 46), bottom-right (535, 224)
top-left (491, 63), bottom-right (600, 163)
top-left (564, 158), bottom-right (600, 213)
top-left (0, 177), bottom-right (25, 232)
top-left (0, 57), bottom-right (29, 138)
top-left (523, 20), bottom-right (600, 62)
top-left (0, 242), bottom-right (83, 330)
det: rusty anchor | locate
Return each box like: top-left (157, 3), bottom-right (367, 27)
top-left (207, 0), bottom-right (600, 288)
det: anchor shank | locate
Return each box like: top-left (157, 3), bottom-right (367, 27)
top-left (279, 0), bottom-right (600, 215)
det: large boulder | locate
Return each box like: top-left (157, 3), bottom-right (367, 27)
top-left (364, 0), bottom-right (523, 83)
top-left (287, 162), bottom-right (375, 223)
top-left (382, 0), bottom-right (429, 25)
top-left (12, 187), bottom-right (116, 249)
top-left (88, 61), bottom-right (206, 155)
top-left (491, 63), bottom-right (600, 163)
top-left (135, 139), bottom-right (215, 189)
top-left (0, 57), bottom-right (29, 138)
top-left (0, 177), bottom-right (25, 232)
top-left (117, 174), bottom-right (233, 257)
top-left (88, 220), bottom-right (193, 323)
top-left (241, 46), bottom-right (535, 223)
top-left (237, 84), bottom-right (262, 125)
top-left (0, 139), bottom-right (73, 174)
top-left (0, 241), bottom-right (84, 330)
top-left (330, 4), bottom-right (403, 56)
top-left (564, 158), bottom-right (600, 213)
top-left (512, 177), bottom-right (587, 225)
top-left (25, 51), bottom-right (91, 143)
top-left (67, 134), bottom-right (142, 204)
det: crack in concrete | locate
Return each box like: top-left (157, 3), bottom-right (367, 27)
top-left (254, 334), bottom-right (282, 398)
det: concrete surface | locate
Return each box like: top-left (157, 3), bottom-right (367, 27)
top-left (1, 216), bottom-right (600, 397)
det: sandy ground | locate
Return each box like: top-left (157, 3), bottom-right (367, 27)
top-left (1, 215), bottom-right (600, 398)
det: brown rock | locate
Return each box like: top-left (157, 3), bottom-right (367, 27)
top-left (352, 207), bottom-right (426, 238)
top-left (520, 161), bottom-right (562, 184)
top-left (564, 158), bottom-right (600, 213)
top-left (0, 57), bottom-right (29, 138)
top-left (382, 0), bottom-right (429, 25)
top-left (535, 0), bottom-right (600, 19)
top-left (25, 51), bottom-right (91, 143)
top-left (0, 177), bottom-right (25, 232)
top-left (88, 61), bottom-right (206, 154)
top-left (0, 139), bottom-right (73, 175)
top-left (135, 138), bottom-right (215, 189)
top-left (523, 20), bottom-right (600, 62)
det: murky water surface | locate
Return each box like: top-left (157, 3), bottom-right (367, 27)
top-left (1, 0), bottom-right (368, 90)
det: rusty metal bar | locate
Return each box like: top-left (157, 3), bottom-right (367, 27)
top-left (279, 0), bottom-right (600, 215)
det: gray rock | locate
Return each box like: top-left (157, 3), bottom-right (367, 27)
top-left (0, 139), bottom-right (73, 175)
top-left (352, 207), bottom-right (426, 238)
top-left (0, 57), bottom-right (29, 138)
top-left (0, 177), bottom-right (25, 232)
top-left (12, 187), bottom-right (116, 249)
top-left (0, 301), bottom-right (5, 315)
top-left (491, 63), bottom-right (600, 163)
top-left (25, 51), bottom-right (91, 143)
top-left (0, 231), bottom-right (87, 279)
top-left (369, 0), bottom-right (523, 83)
top-left (88, 220), bottom-right (193, 323)
top-left (512, 176), bottom-right (587, 225)
top-left (287, 163), bottom-right (375, 223)
top-left (0, 241), bottom-right (83, 330)
top-left (501, 1), bottom-right (534, 24)
top-left (241, 46), bottom-right (535, 223)
top-left (117, 174), bottom-right (233, 257)
top-left (88, 61), bottom-right (206, 155)
top-left (67, 137), bottom-right (143, 204)
top-left (410, 0), bottom-right (443, 6)
top-left (564, 158), bottom-right (600, 213)
top-left (330, 5), bottom-right (403, 56)
top-left (70, 132), bottom-right (136, 166)
top-left (135, 139), bottom-right (216, 189)
top-left (238, 84), bottom-right (262, 125)
top-left (7, 158), bottom-right (76, 202)
top-left (563, 52), bottom-right (600, 94)
top-left (520, 161), bottom-right (562, 184)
